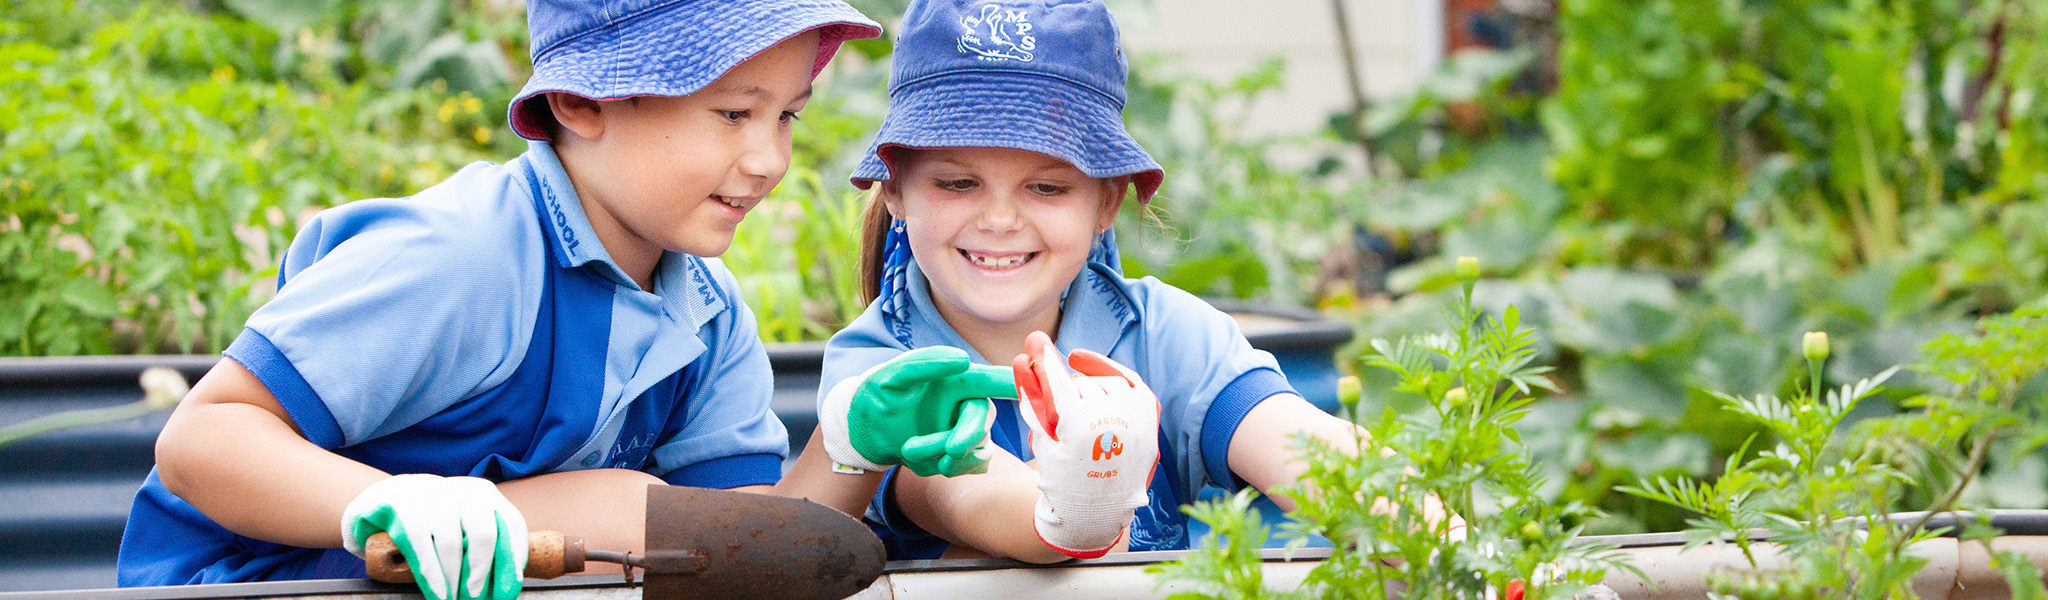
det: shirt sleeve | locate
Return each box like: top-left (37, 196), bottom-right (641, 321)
top-left (1132, 280), bottom-right (1298, 499)
top-left (226, 174), bottom-right (540, 449)
top-left (647, 260), bottom-right (788, 489)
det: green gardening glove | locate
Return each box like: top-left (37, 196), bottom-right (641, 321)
top-left (818, 346), bottom-right (1017, 477)
top-left (342, 474), bottom-right (526, 600)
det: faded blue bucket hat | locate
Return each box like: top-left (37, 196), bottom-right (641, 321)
top-left (511, 0), bottom-right (883, 141)
top-left (861, 0), bottom-right (1160, 346)
top-left (850, 0), bottom-right (1164, 200)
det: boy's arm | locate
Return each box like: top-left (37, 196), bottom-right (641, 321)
top-left (155, 358), bottom-right (389, 547)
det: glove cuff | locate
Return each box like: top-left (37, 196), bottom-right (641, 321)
top-left (820, 375), bottom-right (888, 472)
top-left (1030, 495), bottom-right (1130, 559)
top-left (340, 473), bottom-right (440, 557)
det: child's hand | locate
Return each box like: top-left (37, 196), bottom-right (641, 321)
top-left (1012, 331), bottom-right (1160, 559)
top-left (341, 474), bottom-right (526, 600)
top-left (819, 346), bottom-right (1014, 477)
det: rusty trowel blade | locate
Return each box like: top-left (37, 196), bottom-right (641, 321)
top-left (642, 484), bottom-right (885, 600)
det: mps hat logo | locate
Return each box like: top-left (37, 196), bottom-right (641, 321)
top-left (958, 3), bottom-right (1036, 62)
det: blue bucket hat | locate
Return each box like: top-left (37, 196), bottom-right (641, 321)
top-left (850, 0), bottom-right (1164, 200)
top-left (511, 0), bottom-right (883, 141)
top-left (861, 0), bottom-right (1159, 346)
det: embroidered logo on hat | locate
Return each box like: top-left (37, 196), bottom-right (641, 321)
top-left (958, 3), bottom-right (1036, 62)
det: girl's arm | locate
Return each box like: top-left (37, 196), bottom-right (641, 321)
top-left (1224, 392), bottom-right (1361, 512)
top-left (890, 451), bottom-right (1106, 564)
top-left (1227, 393), bottom-right (1460, 528)
top-left (764, 430), bottom-right (887, 517)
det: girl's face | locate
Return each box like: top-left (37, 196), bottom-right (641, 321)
top-left (885, 147), bottom-right (1125, 337)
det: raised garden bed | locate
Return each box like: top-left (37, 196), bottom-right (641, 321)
top-left (0, 304), bottom-right (1350, 592)
top-left (13, 514), bottom-right (2048, 599)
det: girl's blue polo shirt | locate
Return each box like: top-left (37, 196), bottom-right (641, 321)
top-left (820, 259), bottom-right (1296, 557)
top-left (118, 142), bottom-right (787, 585)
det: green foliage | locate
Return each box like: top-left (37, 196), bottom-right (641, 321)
top-left (722, 166), bottom-right (871, 343)
top-left (1622, 309), bottom-right (2048, 598)
top-left (1117, 57), bottom-right (1349, 307)
top-left (1154, 260), bottom-right (1627, 599)
top-left (1544, 0), bottom-right (2048, 283)
top-left (0, 0), bottom-right (519, 355)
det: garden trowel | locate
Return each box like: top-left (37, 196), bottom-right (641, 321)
top-left (366, 484), bottom-right (884, 600)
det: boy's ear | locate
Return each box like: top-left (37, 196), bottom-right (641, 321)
top-left (546, 92), bottom-right (607, 142)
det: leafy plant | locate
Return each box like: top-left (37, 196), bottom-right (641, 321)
top-left (1118, 56), bottom-right (1352, 307)
top-left (1623, 307), bottom-right (2048, 598)
top-left (1153, 258), bottom-right (1628, 599)
top-left (0, 1), bottom-right (518, 355)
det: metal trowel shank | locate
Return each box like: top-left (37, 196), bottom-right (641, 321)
top-left (642, 484), bottom-right (885, 600)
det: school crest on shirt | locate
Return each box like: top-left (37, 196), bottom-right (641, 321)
top-left (958, 3), bottom-right (1035, 62)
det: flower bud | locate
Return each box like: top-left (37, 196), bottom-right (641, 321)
top-left (1444, 387), bottom-right (1470, 408)
top-left (1456, 256), bottom-right (1481, 284)
top-left (140, 367), bottom-right (190, 411)
top-left (1337, 375), bottom-right (1362, 408)
top-left (1803, 331), bottom-right (1830, 362)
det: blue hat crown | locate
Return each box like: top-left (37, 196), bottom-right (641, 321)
top-left (511, 0), bottom-right (882, 141)
top-left (850, 0), bottom-right (1163, 200)
top-left (891, 0), bottom-right (1128, 107)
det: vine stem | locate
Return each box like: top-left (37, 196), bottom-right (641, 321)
top-left (1888, 396), bottom-right (2001, 561)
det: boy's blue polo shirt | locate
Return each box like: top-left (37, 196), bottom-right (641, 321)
top-left (118, 142), bottom-right (786, 585)
top-left (820, 259), bottom-right (1296, 557)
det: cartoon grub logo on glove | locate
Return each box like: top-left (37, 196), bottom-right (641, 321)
top-left (1091, 432), bottom-right (1124, 460)
top-left (958, 3), bottom-right (1035, 62)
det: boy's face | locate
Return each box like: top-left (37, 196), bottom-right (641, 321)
top-left (884, 147), bottom-right (1124, 335)
top-left (563, 31), bottom-right (820, 261)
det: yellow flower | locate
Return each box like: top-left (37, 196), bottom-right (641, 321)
top-left (436, 100), bottom-right (457, 123)
top-left (473, 126), bottom-right (492, 145)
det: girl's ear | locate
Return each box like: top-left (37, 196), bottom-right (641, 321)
top-left (879, 178), bottom-right (906, 221)
top-left (1096, 176), bottom-right (1130, 234)
top-left (547, 92), bottom-right (607, 142)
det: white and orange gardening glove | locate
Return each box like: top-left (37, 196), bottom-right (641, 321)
top-left (1011, 331), bottom-right (1160, 559)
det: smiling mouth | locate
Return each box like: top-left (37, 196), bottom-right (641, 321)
top-left (961, 249), bottom-right (1037, 270)
top-left (714, 195), bottom-right (748, 209)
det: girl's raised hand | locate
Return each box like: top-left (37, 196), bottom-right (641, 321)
top-left (1012, 331), bottom-right (1160, 559)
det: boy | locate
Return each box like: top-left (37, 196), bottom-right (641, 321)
top-left (118, 2), bottom-right (1000, 598)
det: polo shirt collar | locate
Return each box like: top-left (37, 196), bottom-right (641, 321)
top-left (902, 260), bottom-right (1139, 360)
top-left (520, 141), bottom-right (636, 286)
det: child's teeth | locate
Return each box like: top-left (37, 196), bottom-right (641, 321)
top-left (970, 253), bottom-right (1027, 269)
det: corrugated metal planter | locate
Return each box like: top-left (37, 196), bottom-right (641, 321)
top-left (0, 303), bottom-right (1350, 592)
top-left (13, 521), bottom-right (2048, 599)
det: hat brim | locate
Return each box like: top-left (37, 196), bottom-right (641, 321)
top-left (850, 72), bottom-right (1163, 202)
top-left (510, 0), bottom-right (881, 141)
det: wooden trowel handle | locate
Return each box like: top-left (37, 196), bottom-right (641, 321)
top-left (365, 530), bottom-right (585, 583)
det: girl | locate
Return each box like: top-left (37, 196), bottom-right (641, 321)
top-left (811, 0), bottom-right (1386, 562)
